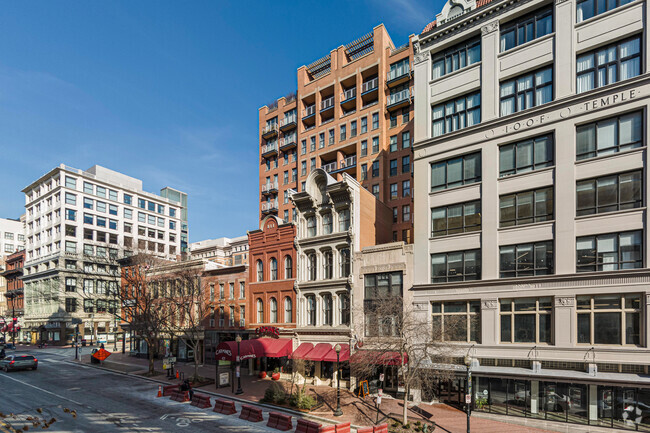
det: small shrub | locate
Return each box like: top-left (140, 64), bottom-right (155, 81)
top-left (261, 382), bottom-right (286, 404)
top-left (403, 424), bottom-right (410, 429)
top-left (415, 421), bottom-right (421, 426)
top-left (392, 422), bottom-right (400, 427)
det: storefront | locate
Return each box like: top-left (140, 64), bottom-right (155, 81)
top-left (349, 350), bottom-right (406, 395)
top-left (215, 337), bottom-right (293, 375)
top-left (291, 343), bottom-right (351, 387)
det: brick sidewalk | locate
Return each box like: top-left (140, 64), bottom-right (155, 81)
top-left (72, 351), bottom-right (563, 433)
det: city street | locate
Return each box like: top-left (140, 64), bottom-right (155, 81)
top-left (0, 348), bottom-right (276, 432)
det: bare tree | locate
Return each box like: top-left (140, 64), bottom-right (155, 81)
top-left (352, 296), bottom-right (460, 425)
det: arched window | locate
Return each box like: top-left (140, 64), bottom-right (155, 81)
top-left (270, 257), bottom-right (277, 280)
top-left (308, 253), bottom-right (317, 281)
top-left (257, 298), bottom-right (264, 323)
top-left (322, 294), bottom-right (333, 326)
top-left (339, 293), bottom-right (350, 326)
top-left (270, 297), bottom-right (278, 323)
top-left (323, 251), bottom-right (333, 279)
top-left (340, 249), bottom-right (351, 277)
top-left (284, 255), bottom-right (293, 279)
top-left (284, 297), bottom-right (293, 323)
top-left (256, 260), bottom-right (263, 282)
top-left (322, 212), bottom-right (332, 234)
top-left (339, 209), bottom-right (350, 231)
top-left (306, 295), bottom-right (316, 326)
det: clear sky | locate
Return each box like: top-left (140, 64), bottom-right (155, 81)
top-left (0, 0), bottom-right (442, 242)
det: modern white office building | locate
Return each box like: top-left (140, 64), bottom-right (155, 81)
top-left (21, 164), bottom-right (187, 345)
top-left (0, 217), bottom-right (25, 257)
top-left (412, 0), bottom-right (650, 428)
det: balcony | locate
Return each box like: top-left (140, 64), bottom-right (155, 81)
top-left (361, 77), bottom-right (379, 94)
top-left (387, 63), bottom-right (411, 87)
top-left (279, 134), bottom-right (297, 151)
top-left (320, 96), bottom-right (334, 113)
top-left (340, 88), bottom-right (356, 111)
top-left (261, 143), bottom-right (278, 158)
top-left (279, 115), bottom-right (297, 132)
top-left (302, 105), bottom-right (316, 120)
top-left (387, 88), bottom-right (412, 111)
top-left (262, 123), bottom-right (278, 139)
top-left (331, 155), bottom-right (357, 174)
top-left (322, 161), bottom-right (338, 173)
top-left (262, 182), bottom-right (278, 195)
top-left (261, 200), bottom-right (278, 214)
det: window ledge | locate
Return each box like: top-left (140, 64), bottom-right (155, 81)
top-left (498, 166), bottom-right (555, 182)
top-left (575, 146), bottom-right (646, 166)
top-left (575, 207), bottom-right (645, 221)
top-left (497, 33), bottom-right (555, 59)
top-left (574, 0), bottom-right (644, 29)
top-left (429, 230), bottom-right (481, 241)
top-left (429, 181), bottom-right (481, 197)
top-left (429, 61), bottom-right (482, 86)
top-left (497, 220), bottom-right (555, 232)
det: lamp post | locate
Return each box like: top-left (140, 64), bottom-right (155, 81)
top-left (235, 335), bottom-right (243, 395)
top-left (464, 355), bottom-right (472, 433)
top-left (334, 343), bottom-right (343, 417)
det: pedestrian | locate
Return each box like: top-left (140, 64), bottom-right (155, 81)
top-left (100, 343), bottom-right (105, 349)
top-left (0, 348), bottom-right (5, 359)
top-left (180, 379), bottom-right (194, 400)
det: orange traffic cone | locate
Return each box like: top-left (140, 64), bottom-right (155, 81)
top-left (157, 385), bottom-right (162, 398)
top-left (175, 370), bottom-right (179, 379)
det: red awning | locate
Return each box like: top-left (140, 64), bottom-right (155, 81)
top-left (303, 343), bottom-right (332, 361)
top-left (215, 338), bottom-right (292, 362)
top-left (289, 342), bottom-right (314, 359)
top-left (322, 343), bottom-right (350, 363)
top-left (349, 350), bottom-right (408, 366)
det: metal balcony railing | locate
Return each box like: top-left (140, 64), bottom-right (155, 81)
top-left (261, 143), bottom-right (278, 154)
top-left (280, 114), bottom-right (297, 127)
top-left (387, 88), bottom-right (411, 106)
top-left (340, 155), bottom-right (357, 168)
top-left (387, 63), bottom-right (411, 81)
top-left (261, 200), bottom-right (279, 212)
top-left (303, 105), bottom-right (316, 118)
top-left (262, 124), bottom-right (278, 135)
top-left (341, 88), bottom-right (356, 101)
top-left (262, 182), bottom-right (278, 193)
top-left (323, 162), bottom-right (337, 173)
top-left (361, 77), bottom-right (379, 93)
top-left (320, 96), bottom-right (334, 111)
top-left (279, 135), bottom-right (297, 147)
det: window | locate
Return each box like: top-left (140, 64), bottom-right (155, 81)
top-left (147, 201), bottom-right (155, 212)
top-left (499, 134), bottom-right (553, 177)
top-left (372, 184), bottom-right (379, 199)
top-left (340, 125), bottom-right (346, 141)
top-left (361, 164), bottom-right (368, 180)
top-left (432, 92), bottom-right (481, 137)
top-left (499, 187), bottom-right (553, 227)
top-left (65, 241), bottom-right (76, 253)
top-left (372, 161), bottom-right (380, 177)
top-left (322, 212), bottom-right (332, 234)
top-left (360, 117), bottom-right (367, 134)
top-left (270, 257), bottom-right (278, 280)
top-left (96, 186), bottom-right (106, 198)
top-left (83, 279), bottom-right (94, 294)
top-left (577, 171), bottom-right (642, 216)
top-left (240, 281), bottom-right (245, 299)
top-left (96, 217), bottom-right (106, 228)
top-left (65, 277), bottom-right (76, 292)
top-left (393, 207), bottom-right (398, 223)
top-left (169, 221), bottom-right (176, 230)
top-left (364, 273), bottom-right (401, 336)
top-left (284, 297), bottom-right (292, 323)
top-left (390, 183), bottom-right (398, 200)
top-left (306, 295), bottom-right (316, 326)
top-left (65, 193), bottom-right (76, 205)
top-left (431, 152), bottom-right (481, 191)
top-left (402, 131), bottom-right (411, 148)
top-left (500, 67), bottom-right (553, 116)
top-left (310, 157), bottom-right (316, 170)
top-left (432, 37), bottom-right (481, 79)
top-left (350, 120), bottom-right (357, 137)
top-left (500, 241), bottom-right (554, 277)
top-left (390, 159), bottom-right (397, 176)
top-left (109, 190), bottom-right (118, 201)
top-left (148, 215), bottom-right (155, 225)
top-left (402, 205), bottom-right (411, 222)
top-left (209, 284), bottom-right (215, 302)
top-left (578, 0), bottom-right (636, 22)
top-left (256, 259), bottom-right (263, 281)
top-left (500, 298), bottom-right (552, 343)
top-left (577, 230), bottom-right (642, 271)
top-left (372, 137), bottom-right (379, 154)
top-left (339, 209), bottom-right (350, 231)
top-left (307, 253), bottom-right (317, 281)
top-left (431, 201), bottom-right (481, 237)
top-left (500, 7), bottom-right (553, 52)
top-left (138, 198), bottom-right (145, 209)
top-left (124, 194), bottom-right (132, 205)
top-left (82, 198), bottom-right (93, 210)
top-left (109, 204), bottom-right (118, 215)
top-left (270, 298), bottom-right (278, 323)
top-left (402, 108), bottom-right (410, 123)
top-left (431, 250), bottom-right (481, 283)
top-left (307, 216), bottom-right (316, 237)
top-left (310, 136), bottom-right (316, 152)
top-left (340, 249), bottom-right (351, 277)
top-left (322, 294), bottom-right (333, 325)
top-left (84, 213), bottom-right (93, 225)
top-left (96, 201), bottom-right (106, 213)
top-left (361, 140), bottom-right (367, 157)
top-left (83, 182), bottom-right (93, 194)
top-left (109, 220), bottom-right (117, 230)
top-left (432, 301), bottom-right (481, 342)
top-left (577, 294), bottom-right (640, 345)
top-left (339, 293), bottom-right (350, 326)
top-left (65, 176), bottom-right (77, 189)
top-left (319, 132), bottom-right (325, 148)
top-left (301, 161), bottom-right (307, 176)
top-left (402, 156), bottom-right (410, 173)
top-left (577, 111), bottom-right (642, 160)
top-left (65, 298), bottom-right (77, 313)
top-left (284, 255), bottom-right (293, 279)
top-left (257, 299), bottom-right (264, 323)
top-left (323, 251), bottom-right (333, 279)
top-left (372, 113), bottom-right (379, 129)
top-left (402, 180), bottom-right (411, 197)
top-left (65, 225), bottom-right (76, 237)
top-left (390, 135), bottom-right (397, 152)
top-left (65, 209), bottom-right (77, 221)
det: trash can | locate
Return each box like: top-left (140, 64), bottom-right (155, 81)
top-left (90, 348), bottom-right (100, 364)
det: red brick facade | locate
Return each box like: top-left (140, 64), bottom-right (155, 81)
top-left (2, 250), bottom-right (25, 315)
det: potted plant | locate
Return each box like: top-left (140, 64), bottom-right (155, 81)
top-left (259, 371), bottom-right (267, 379)
top-left (271, 368), bottom-right (281, 381)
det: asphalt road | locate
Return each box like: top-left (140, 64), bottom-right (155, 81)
top-left (0, 348), bottom-right (277, 432)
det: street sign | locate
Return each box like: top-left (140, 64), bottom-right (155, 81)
top-left (164, 356), bottom-right (177, 364)
top-left (92, 348), bottom-right (111, 361)
top-left (377, 396), bottom-right (382, 405)
top-left (465, 394), bottom-right (472, 404)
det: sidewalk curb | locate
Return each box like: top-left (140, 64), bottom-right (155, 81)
top-left (65, 360), bottom-right (366, 430)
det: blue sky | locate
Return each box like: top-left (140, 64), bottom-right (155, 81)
top-left (0, 0), bottom-right (441, 242)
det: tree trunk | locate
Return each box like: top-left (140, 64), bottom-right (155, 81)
top-left (148, 345), bottom-right (155, 376)
top-left (403, 383), bottom-right (409, 425)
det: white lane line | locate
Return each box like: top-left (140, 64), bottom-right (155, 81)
top-left (0, 373), bottom-right (83, 406)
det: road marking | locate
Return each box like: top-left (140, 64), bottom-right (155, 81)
top-left (0, 373), bottom-right (83, 406)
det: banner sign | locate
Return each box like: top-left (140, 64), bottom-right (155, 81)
top-left (255, 326), bottom-right (280, 339)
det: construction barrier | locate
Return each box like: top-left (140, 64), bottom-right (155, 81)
top-left (239, 404), bottom-right (264, 422)
top-left (190, 393), bottom-right (212, 409)
top-left (170, 390), bottom-right (190, 402)
top-left (373, 424), bottom-right (388, 433)
top-left (267, 411), bottom-right (293, 431)
top-left (318, 425), bottom-right (335, 433)
top-left (334, 422), bottom-right (350, 433)
top-left (163, 384), bottom-right (180, 396)
top-left (356, 428), bottom-right (373, 433)
top-left (295, 419), bottom-right (321, 433)
top-left (213, 398), bottom-right (237, 415)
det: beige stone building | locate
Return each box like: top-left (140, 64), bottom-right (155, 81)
top-left (412, 0), bottom-right (650, 428)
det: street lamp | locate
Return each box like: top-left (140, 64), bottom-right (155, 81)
top-left (464, 355), bottom-right (472, 433)
top-left (235, 335), bottom-right (243, 395)
top-left (333, 343), bottom-right (343, 417)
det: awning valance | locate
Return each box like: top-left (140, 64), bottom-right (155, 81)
top-left (322, 343), bottom-right (350, 363)
top-left (215, 338), bottom-right (292, 361)
top-left (289, 342), bottom-right (314, 359)
top-left (303, 343), bottom-right (332, 361)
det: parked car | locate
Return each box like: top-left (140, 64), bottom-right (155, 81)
top-left (0, 355), bottom-right (38, 372)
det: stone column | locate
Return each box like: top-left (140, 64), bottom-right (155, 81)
top-left (530, 381), bottom-right (539, 414)
top-left (646, 293), bottom-right (650, 348)
top-left (554, 296), bottom-right (575, 346)
top-left (480, 21), bottom-right (500, 122)
top-left (481, 299), bottom-right (499, 345)
top-left (589, 384), bottom-right (598, 422)
top-left (555, 0), bottom-right (575, 98)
